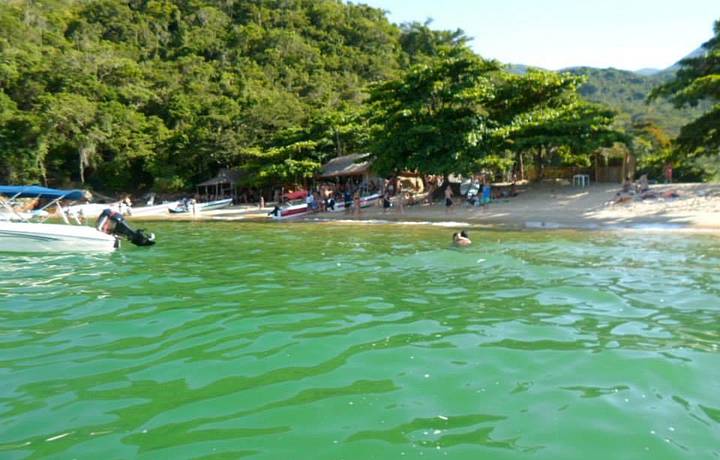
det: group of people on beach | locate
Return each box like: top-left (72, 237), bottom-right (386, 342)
top-left (300, 181), bottom-right (381, 215)
top-left (612, 173), bottom-right (679, 205)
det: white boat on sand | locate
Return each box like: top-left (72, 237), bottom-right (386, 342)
top-left (269, 191), bottom-right (381, 220)
top-left (169, 198), bottom-right (233, 214)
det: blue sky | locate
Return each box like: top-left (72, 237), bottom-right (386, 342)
top-left (359, 0), bottom-right (720, 70)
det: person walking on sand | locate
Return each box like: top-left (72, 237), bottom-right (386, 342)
top-left (444, 185), bottom-right (453, 213)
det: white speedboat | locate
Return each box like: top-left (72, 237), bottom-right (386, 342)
top-left (0, 220), bottom-right (117, 253)
top-left (326, 192), bottom-right (381, 213)
top-left (69, 200), bottom-right (178, 219)
top-left (169, 198), bottom-right (232, 214)
top-left (131, 201), bottom-right (179, 217)
top-left (0, 186), bottom-right (118, 253)
top-left (0, 186), bottom-right (154, 253)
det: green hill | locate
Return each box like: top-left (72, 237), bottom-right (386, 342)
top-left (564, 67), bottom-right (704, 134)
top-left (0, 0), bottom-right (403, 189)
top-left (508, 51), bottom-right (709, 136)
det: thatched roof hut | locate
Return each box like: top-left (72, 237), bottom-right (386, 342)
top-left (318, 153), bottom-right (372, 179)
top-left (197, 169), bottom-right (242, 199)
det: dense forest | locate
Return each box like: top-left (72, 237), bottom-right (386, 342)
top-left (0, 1), bottom-right (717, 192)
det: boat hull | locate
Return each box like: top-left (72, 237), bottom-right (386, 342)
top-left (270, 194), bottom-right (380, 219)
top-left (169, 198), bottom-right (232, 214)
top-left (0, 222), bottom-right (117, 253)
top-left (326, 193), bottom-right (381, 212)
top-left (270, 202), bottom-right (309, 220)
top-left (129, 202), bottom-right (179, 217)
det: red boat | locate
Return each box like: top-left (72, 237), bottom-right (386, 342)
top-left (268, 191), bottom-right (309, 220)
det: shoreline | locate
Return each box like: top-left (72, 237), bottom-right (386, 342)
top-left (127, 182), bottom-right (720, 232)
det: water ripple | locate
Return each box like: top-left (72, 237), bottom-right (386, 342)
top-left (1, 223), bottom-right (719, 459)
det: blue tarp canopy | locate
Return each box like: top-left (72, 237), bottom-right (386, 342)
top-left (0, 186), bottom-right (86, 201)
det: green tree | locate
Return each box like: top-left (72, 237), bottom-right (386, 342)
top-left (650, 20), bottom-right (720, 159)
top-left (492, 70), bottom-right (624, 179)
top-left (367, 48), bottom-right (500, 177)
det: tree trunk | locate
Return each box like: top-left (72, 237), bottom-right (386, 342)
top-left (535, 147), bottom-right (544, 181)
top-left (516, 151), bottom-right (525, 181)
top-left (79, 149), bottom-right (85, 184)
top-left (594, 151), bottom-right (599, 183)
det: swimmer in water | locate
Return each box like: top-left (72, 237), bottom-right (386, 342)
top-left (453, 231), bottom-right (471, 246)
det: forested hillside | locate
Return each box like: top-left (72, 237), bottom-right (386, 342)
top-left (0, 0), bottom-right (410, 190)
top-left (566, 67), bottom-right (709, 135)
top-left (0, 1), bottom-right (709, 191)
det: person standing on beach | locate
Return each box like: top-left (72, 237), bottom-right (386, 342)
top-left (353, 191), bottom-right (361, 216)
top-left (444, 185), bottom-right (453, 213)
top-left (664, 163), bottom-right (673, 184)
top-left (397, 182), bottom-right (404, 214)
top-left (343, 187), bottom-right (352, 214)
top-left (382, 190), bottom-right (391, 213)
top-left (481, 180), bottom-right (491, 211)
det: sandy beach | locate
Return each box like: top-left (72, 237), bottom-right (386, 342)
top-left (131, 182), bottom-right (720, 231)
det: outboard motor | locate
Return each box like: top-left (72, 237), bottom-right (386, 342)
top-left (96, 209), bottom-right (156, 247)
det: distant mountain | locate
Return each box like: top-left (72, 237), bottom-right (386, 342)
top-left (504, 64), bottom-right (534, 75)
top-left (564, 66), bottom-right (707, 135)
top-left (660, 46), bottom-right (707, 75)
top-left (635, 68), bottom-right (662, 76)
top-left (505, 46), bottom-right (710, 135)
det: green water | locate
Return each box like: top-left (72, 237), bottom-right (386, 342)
top-left (1, 222), bottom-right (719, 460)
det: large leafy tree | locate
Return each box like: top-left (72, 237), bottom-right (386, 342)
top-left (651, 20), bottom-right (720, 157)
top-left (367, 48), bottom-right (500, 177)
top-left (492, 70), bottom-right (624, 179)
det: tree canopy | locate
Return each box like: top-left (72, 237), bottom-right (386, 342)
top-left (651, 19), bottom-right (720, 158)
top-left (0, 0), bottom-right (666, 191)
top-left (650, 20), bottom-right (720, 181)
top-left (367, 48), bottom-right (499, 176)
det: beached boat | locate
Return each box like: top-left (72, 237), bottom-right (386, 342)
top-left (269, 201), bottom-right (309, 219)
top-left (269, 191), bottom-right (381, 219)
top-left (67, 202), bottom-right (120, 220)
top-left (325, 192), bottom-right (381, 213)
top-left (0, 186), bottom-right (118, 253)
top-left (268, 191), bottom-right (309, 220)
top-left (168, 198), bottom-right (233, 214)
top-left (131, 201), bottom-right (179, 217)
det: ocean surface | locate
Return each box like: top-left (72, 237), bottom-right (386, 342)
top-left (1, 222), bottom-right (719, 460)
